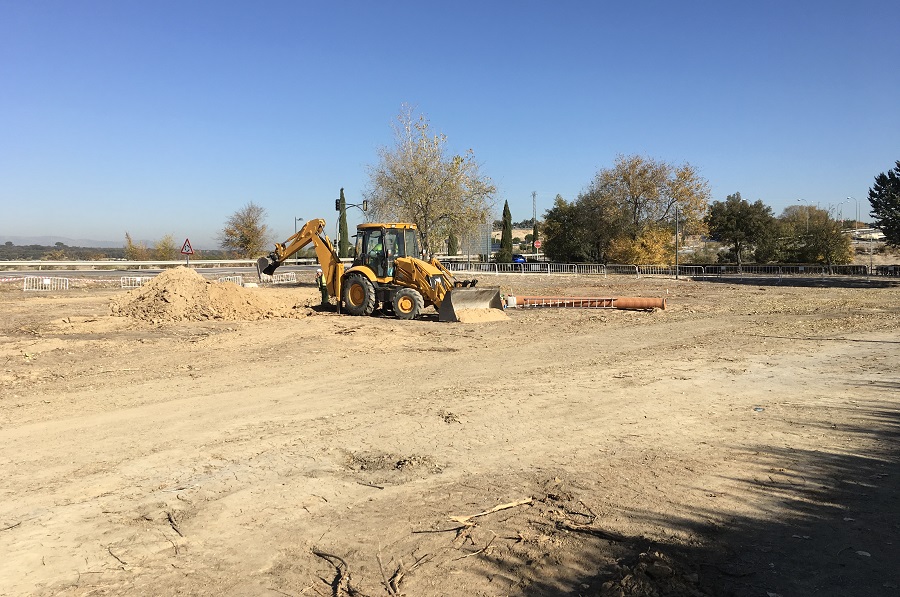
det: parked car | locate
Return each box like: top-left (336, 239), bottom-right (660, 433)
top-left (511, 254), bottom-right (526, 264)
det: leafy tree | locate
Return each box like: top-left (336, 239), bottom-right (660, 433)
top-left (365, 105), bottom-right (496, 254)
top-left (705, 193), bottom-right (775, 265)
top-left (779, 206), bottom-right (852, 265)
top-left (607, 225), bottom-right (673, 264)
top-left (591, 154), bottom-right (710, 241)
top-left (447, 231), bottom-right (458, 255)
top-left (154, 234), bottom-right (179, 261)
top-left (218, 202), bottom-right (273, 258)
top-left (124, 232), bottom-right (151, 260)
top-left (542, 195), bottom-right (589, 262)
top-left (868, 160), bottom-right (900, 246)
top-left (497, 201), bottom-right (513, 262)
top-left (42, 248), bottom-right (68, 260)
top-left (576, 183), bottom-right (630, 262)
top-left (338, 188), bottom-right (350, 258)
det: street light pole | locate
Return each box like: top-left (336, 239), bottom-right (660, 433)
top-left (674, 205), bottom-right (679, 280)
top-left (796, 199), bottom-right (809, 234)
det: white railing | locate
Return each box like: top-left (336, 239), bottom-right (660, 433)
top-left (3, 259), bottom-right (887, 281)
top-left (23, 276), bottom-right (69, 291)
top-left (217, 275), bottom-right (244, 286)
top-left (120, 276), bottom-right (150, 288)
top-left (259, 272), bottom-right (298, 284)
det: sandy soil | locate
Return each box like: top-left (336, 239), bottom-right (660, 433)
top-left (1, 270), bottom-right (899, 597)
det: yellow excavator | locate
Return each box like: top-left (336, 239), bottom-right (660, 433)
top-left (256, 218), bottom-right (503, 321)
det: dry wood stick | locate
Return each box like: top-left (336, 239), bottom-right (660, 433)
top-left (448, 497), bottom-right (532, 524)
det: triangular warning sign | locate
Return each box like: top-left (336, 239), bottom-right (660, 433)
top-left (181, 238), bottom-right (194, 255)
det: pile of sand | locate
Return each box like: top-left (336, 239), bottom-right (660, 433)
top-left (110, 267), bottom-right (311, 322)
top-left (454, 308), bottom-right (509, 323)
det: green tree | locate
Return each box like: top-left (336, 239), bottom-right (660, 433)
top-left (447, 231), bottom-right (458, 256)
top-left (154, 234), bottom-right (179, 261)
top-left (218, 202), bottom-right (273, 258)
top-left (705, 193), bottom-right (775, 265)
top-left (779, 206), bottom-right (852, 265)
top-left (868, 160), bottom-right (900, 246)
top-left (365, 105), bottom-right (496, 254)
top-left (576, 183), bottom-right (630, 263)
top-left (338, 188), bottom-right (350, 258)
top-left (497, 200), bottom-right (513, 262)
top-left (542, 195), bottom-right (589, 262)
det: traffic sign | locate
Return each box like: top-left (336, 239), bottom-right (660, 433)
top-left (534, 240), bottom-right (542, 249)
top-left (181, 238), bottom-right (194, 255)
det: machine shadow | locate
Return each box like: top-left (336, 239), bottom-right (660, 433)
top-left (469, 398), bottom-right (900, 596)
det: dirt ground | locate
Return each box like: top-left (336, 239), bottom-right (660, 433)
top-left (1, 270), bottom-right (899, 597)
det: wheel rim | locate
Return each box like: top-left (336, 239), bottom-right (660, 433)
top-left (396, 295), bottom-right (413, 314)
top-left (348, 283), bottom-right (365, 307)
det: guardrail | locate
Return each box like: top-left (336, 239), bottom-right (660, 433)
top-left (0, 258), bottom-right (351, 271)
top-left (3, 259), bottom-right (893, 280)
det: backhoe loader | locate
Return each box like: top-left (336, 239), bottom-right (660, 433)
top-left (256, 219), bottom-right (503, 322)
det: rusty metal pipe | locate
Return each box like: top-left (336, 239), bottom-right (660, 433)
top-left (510, 296), bottom-right (666, 311)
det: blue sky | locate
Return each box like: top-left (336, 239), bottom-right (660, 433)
top-left (2, 1), bottom-right (897, 248)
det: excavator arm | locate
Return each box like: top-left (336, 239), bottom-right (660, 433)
top-left (256, 218), bottom-right (345, 299)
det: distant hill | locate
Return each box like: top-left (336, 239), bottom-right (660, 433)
top-left (0, 235), bottom-right (125, 248)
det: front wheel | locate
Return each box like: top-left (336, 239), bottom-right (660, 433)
top-left (342, 274), bottom-right (376, 316)
top-left (392, 287), bottom-right (424, 320)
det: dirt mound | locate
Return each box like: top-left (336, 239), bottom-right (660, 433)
top-left (454, 308), bottom-right (509, 323)
top-left (109, 267), bottom-right (311, 322)
top-left (599, 550), bottom-right (712, 597)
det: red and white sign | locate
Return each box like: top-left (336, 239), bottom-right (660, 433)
top-left (181, 238), bottom-right (194, 255)
top-left (533, 240), bottom-right (542, 249)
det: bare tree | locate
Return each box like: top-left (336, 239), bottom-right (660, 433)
top-left (124, 232), bottom-right (150, 260)
top-left (364, 106), bottom-right (496, 254)
top-left (218, 202), bottom-right (273, 258)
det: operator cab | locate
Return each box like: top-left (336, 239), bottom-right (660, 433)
top-left (353, 223), bottom-right (422, 279)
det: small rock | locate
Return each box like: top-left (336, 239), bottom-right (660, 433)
top-left (646, 562), bottom-right (674, 579)
top-left (856, 551), bottom-right (871, 557)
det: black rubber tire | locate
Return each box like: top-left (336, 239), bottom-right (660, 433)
top-left (342, 274), bottom-right (376, 316)
top-left (392, 287), bottom-right (424, 320)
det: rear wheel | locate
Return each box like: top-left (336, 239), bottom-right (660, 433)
top-left (342, 274), bottom-right (376, 316)
top-left (393, 287), bottom-right (424, 320)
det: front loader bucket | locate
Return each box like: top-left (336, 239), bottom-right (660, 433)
top-left (438, 287), bottom-right (505, 322)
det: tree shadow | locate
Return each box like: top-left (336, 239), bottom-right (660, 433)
top-left (467, 398), bottom-right (900, 596)
top-left (694, 276), bottom-right (900, 289)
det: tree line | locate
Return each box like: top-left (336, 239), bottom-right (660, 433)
top-left (213, 107), bottom-right (899, 265)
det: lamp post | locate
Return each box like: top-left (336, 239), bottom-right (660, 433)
top-left (674, 204), bottom-right (679, 280)
top-left (847, 197), bottom-right (859, 232)
top-left (796, 199), bottom-right (809, 233)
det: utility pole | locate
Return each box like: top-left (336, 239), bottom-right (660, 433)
top-left (532, 191), bottom-right (537, 254)
top-left (675, 205), bottom-right (679, 280)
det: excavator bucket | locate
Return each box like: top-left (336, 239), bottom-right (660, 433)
top-left (256, 256), bottom-right (279, 278)
top-left (438, 287), bottom-right (505, 322)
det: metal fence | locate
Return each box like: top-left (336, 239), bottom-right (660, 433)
top-left (23, 276), bottom-right (69, 291)
top-left (217, 275), bottom-right (244, 286)
top-left (120, 276), bottom-right (150, 288)
top-left (259, 272), bottom-right (298, 284)
top-left (442, 260), bottom-right (888, 279)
